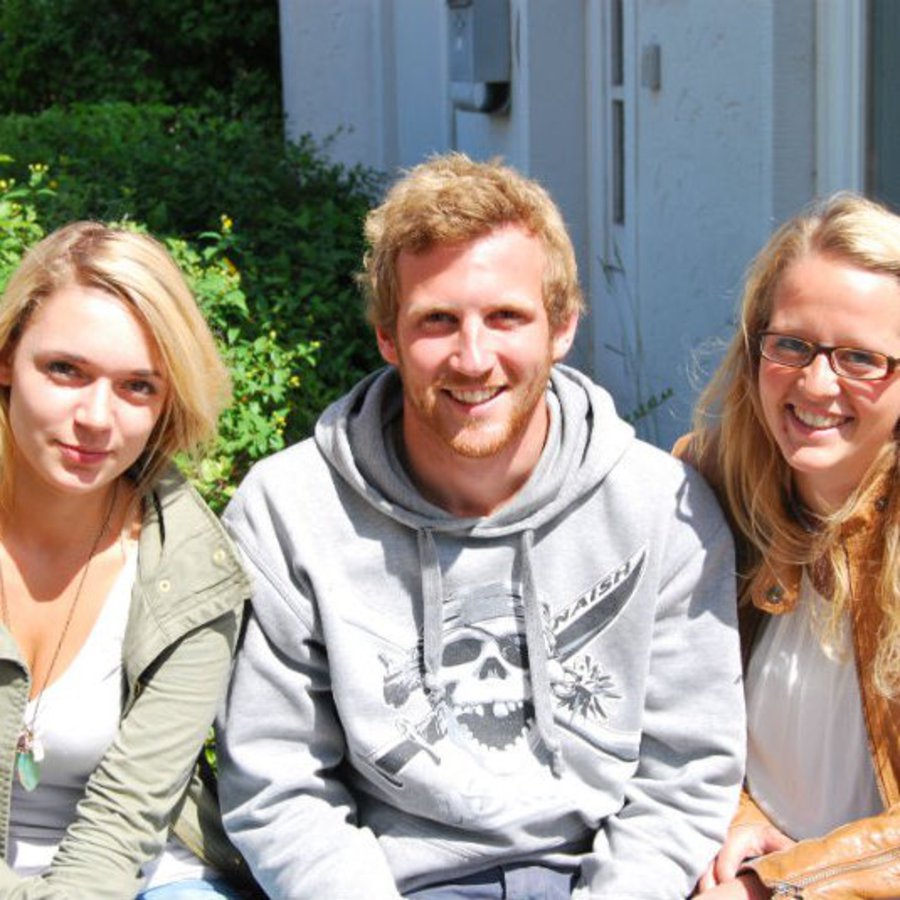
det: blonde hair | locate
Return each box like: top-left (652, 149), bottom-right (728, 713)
top-left (692, 192), bottom-right (900, 697)
top-left (0, 221), bottom-right (230, 500)
top-left (360, 152), bottom-right (584, 333)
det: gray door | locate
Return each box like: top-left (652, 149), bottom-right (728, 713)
top-left (869, 0), bottom-right (900, 212)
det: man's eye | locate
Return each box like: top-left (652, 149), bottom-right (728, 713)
top-left (491, 309), bottom-right (524, 324)
top-left (423, 312), bottom-right (455, 325)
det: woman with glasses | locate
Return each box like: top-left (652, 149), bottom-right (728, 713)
top-left (678, 194), bottom-right (900, 898)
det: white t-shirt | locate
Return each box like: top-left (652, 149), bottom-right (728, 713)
top-left (745, 569), bottom-right (882, 839)
top-left (8, 546), bottom-right (210, 888)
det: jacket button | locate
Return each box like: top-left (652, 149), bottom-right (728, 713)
top-left (766, 585), bottom-right (784, 603)
top-left (212, 548), bottom-right (227, 565)
top-left (158, 579), bottom-right (172, 593)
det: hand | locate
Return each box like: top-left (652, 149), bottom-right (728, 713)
top-left (696, 822), bottom-right (795, 891)
top-left (697, 873), bottom-right (770, 900)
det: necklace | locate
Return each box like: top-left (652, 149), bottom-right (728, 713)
top-left (0, 481), bottom-right (119, 791)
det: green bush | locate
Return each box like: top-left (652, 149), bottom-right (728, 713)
top-left (0, 165), bottom-right (312, 511)
top-left (0, 103), bottom-right (301, 231)
top-left (166, 225), bottom-right (314, 509)
top-left (0, 0), bottom-right (281, 120)
top-left (0, 160), bottom-right (50, 283)
top-left (0, 102), bottom-right (384, 444)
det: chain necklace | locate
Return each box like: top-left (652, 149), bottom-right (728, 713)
top-left (0, 481), bottom-right (119, 791)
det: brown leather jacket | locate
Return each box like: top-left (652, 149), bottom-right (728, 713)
top-left (674, 437), bottom-right (900, 897)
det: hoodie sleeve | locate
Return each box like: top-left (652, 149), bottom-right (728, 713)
top-left (576, 507), bottom-right (745, 899)
top-left (217, 492), bottom-right (403, 900)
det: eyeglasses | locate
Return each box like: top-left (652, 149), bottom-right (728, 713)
top-left (758, 332), bottom-right (900, 381)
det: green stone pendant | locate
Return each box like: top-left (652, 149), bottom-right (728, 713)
top-left (15, 726), bottom-right (42, 791)
top-left (16, 749), bottom-right (40, 791)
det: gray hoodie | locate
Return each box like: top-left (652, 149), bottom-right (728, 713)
top-left (218, 365), bottom-right (744, 899)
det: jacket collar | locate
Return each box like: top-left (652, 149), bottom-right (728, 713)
top-left (750, 472), bottom-right (893, 614)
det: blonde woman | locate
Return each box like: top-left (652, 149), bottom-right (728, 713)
top-left (0, 223), bottom-right (252, 898)
top-left (679, 194), bottom-right (900, 898)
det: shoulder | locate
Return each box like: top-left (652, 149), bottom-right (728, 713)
top-left (222, 438), bottom-right (345, 610)
top-left (232, 438), bottom-right (328, 503)
top-left (224, 437), bottom-right (339, 542)
top-left (131, 467), bottom-right (248, 648)
top-left (616, 436), bottom-right (722, 511)
top-left (600, 436), bottom-right (733, 563)
top-left (146, 467), bottom-right (243, 567)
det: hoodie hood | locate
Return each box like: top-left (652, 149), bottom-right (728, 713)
top-left (315, 363), bottom-right (634, 536)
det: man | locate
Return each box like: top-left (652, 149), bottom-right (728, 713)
top-left (218, 153), bottom-right (744, 899)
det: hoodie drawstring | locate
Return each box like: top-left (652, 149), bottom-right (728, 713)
top-left (520, 529), bottom-right (564, 777)
top-left (418, 528), bottom-right (445, 701)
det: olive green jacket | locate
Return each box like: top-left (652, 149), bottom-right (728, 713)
top-left (0, 468), bottom-right (250, 899)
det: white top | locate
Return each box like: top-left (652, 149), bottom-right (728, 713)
top-left (745, 569), bottom-right (882, 839)
top-left (9, 546), bottom-right (209, 888)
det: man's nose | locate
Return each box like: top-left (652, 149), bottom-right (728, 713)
top-left (451, 320), bottom-right (494, 376)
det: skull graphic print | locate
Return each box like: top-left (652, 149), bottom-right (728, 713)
top-left (373, 550), bottom-right (645, 786)
top-left (440, 587), bottom-right (537, 770)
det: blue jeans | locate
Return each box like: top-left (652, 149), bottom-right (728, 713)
top-left (136, 878), bottom-right (245, 900)
top-left (404, 864), bottom-right (578, 899)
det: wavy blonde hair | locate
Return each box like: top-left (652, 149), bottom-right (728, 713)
top-left (692, 192), bottom-right (900, 698)
top-left (360, 152), bottom-right (584, 333)
top-left (0, 222), bottom-right (230, 503)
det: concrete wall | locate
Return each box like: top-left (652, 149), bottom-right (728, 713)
top-left (280, 1), bottom-right (387, 169)
top-left (279, 0), bottom-right (449, 172)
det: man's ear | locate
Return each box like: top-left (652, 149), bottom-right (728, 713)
top-left (376, 325), bottom-right (399, 366)
top-left (551, 313), bottom-right (579, 361)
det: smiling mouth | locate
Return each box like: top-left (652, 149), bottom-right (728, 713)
top-left (445, 386), bottom-right (504, 404)
top-left (790, 405), bottom-right (848, 429)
